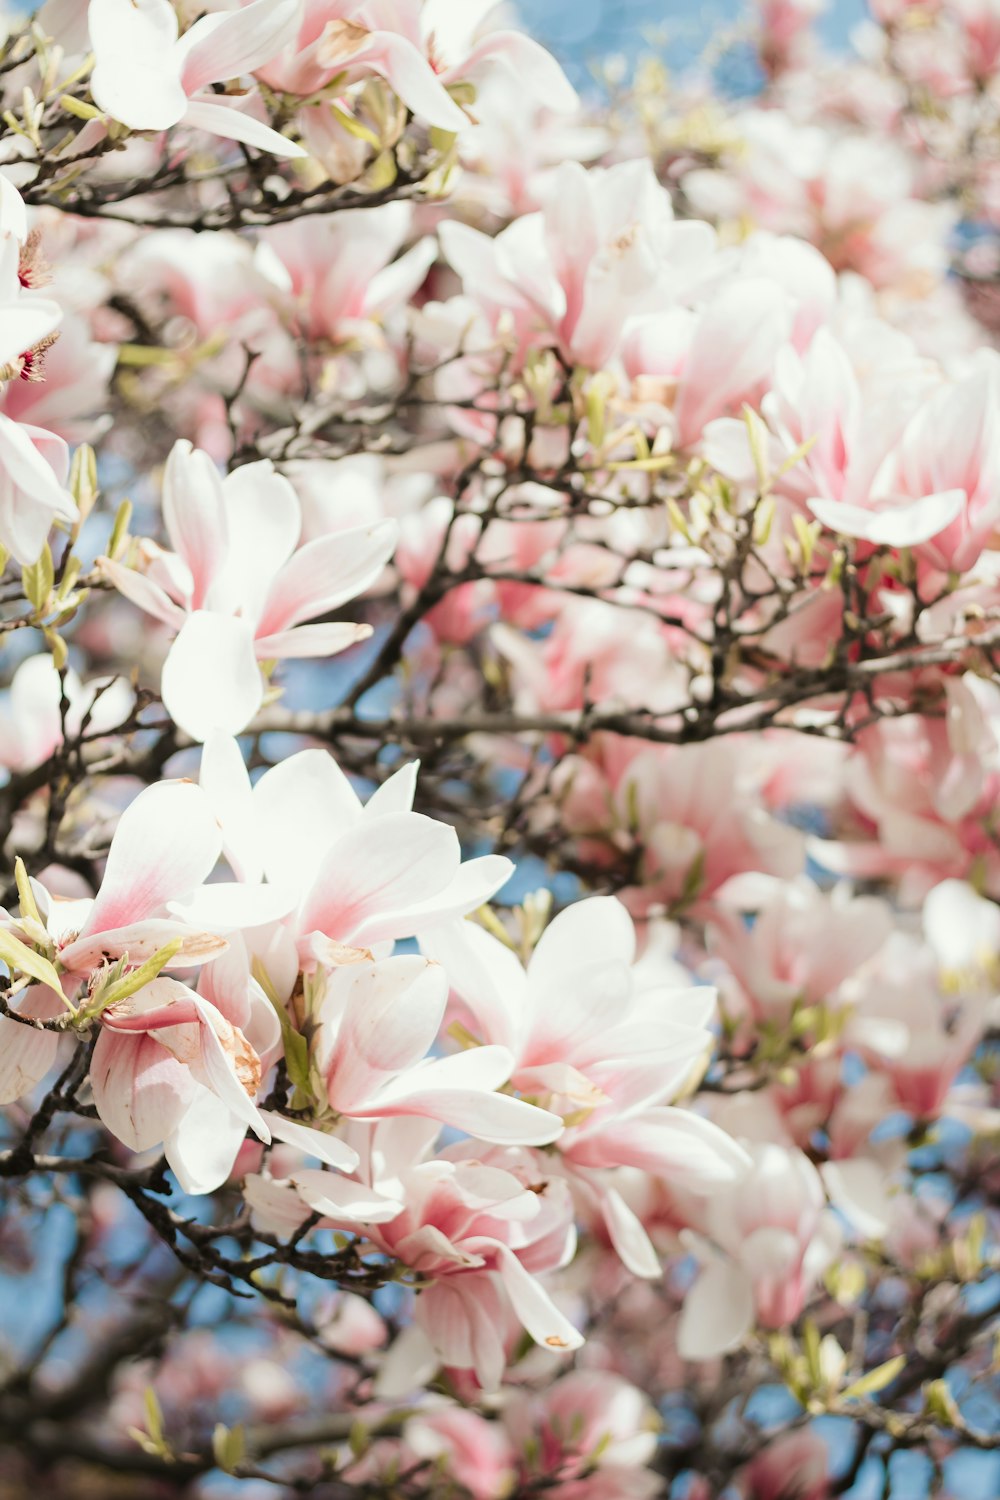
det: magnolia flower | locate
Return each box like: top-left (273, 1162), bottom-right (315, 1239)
top-left (707, 876), bottom-right (892, 1025)
top-left (246, 1121), bottom-right (583, 1392)
top-left (678, 1137), bottom-right (841, 1360)
top-left (312, 953), bottom-right (562, 1144)
top-left (260, 202), bottom-right (436, 346)
top-left (259, 0), bottom-right (577, 132)
top-left (0, 184), bottom-right (62, 372)
top-left (6, 779), bottom-right (228, 981)
top-left (100, 441), bottom-right (397, 740)
top-left (504, 1371), bottom-right (659, 1483)
top-left (88, 0), bottom-right (307, 158)
top-left (422, 898), bottom-right (750, 1277)
top-left (0, 779), bottom-right (228, 1110)
top-left (440, 159), bottom-right (718, 370)
top-left (404, 1408), bottom-right (517, 1500)
top-left (847, 930), bottom-right (990, 1118)
top-left (91, 975), bottom-right (273, 1194)
top-left (0, 180), bottom-right (76, 564)
top-left (182, 737), bottom-right (513, 969)
top-left (0, 653), bottom-right (133, 773)
top-left (0, 415), bottom-right (76, 565)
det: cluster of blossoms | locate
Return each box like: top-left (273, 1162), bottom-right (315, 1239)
top-left (0, 2), bottom-right (997, 1499)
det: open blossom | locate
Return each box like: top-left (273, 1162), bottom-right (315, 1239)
top-left (815, 691), bottom-right (1000, 901)
top-left (259, 0), bottom-right (577, 131)
top-left (847, 923), bottom-right (991, 1119)
top-left (677, 1130), bottom-right (842, 1359)
top-left (100, 440), bottom-right (397, 740)
top-left (0, 653), bottom-right (133, 773)
top-left (404, 1370), bottom-right (658, 1499)
top-left (706, 875), bottom-right (892, 1025)
top-left (311, 952), bottom-right (563, 1143)
top-left (6, 778), bottom-right (228, 981)
top-left (440, 158), bottom-right (718, 370)
top-left (90, 974), bottom-right (274, 1195)
top-left (0, 181), bottom-right (76, 564)
top-left (88, 0), bottom-right (307, 157)
top-left (260, 202), bottom-right (436, 347)
top-left (0, 779), bottom-right (227, 1110)
top-left (248, 1120), bottom-right (583, 1389)
top-left (186, 736), bottom-right (513, 972)
top-left (555, 736), bottom-right (805, 915)
top-left (422, 898), bottom-right (750, 1276)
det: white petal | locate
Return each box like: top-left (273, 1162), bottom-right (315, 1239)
top-left (601, 1187), bottom-right (661, 1279)
top-left (494, 1245), bottom-right (583, 1353)
top-left (160, 612), bottom-right (262, 741)
top-left (677, 1260), bottom-right (754, 1360)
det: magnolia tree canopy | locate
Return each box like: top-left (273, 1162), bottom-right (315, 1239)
top-left (0, 1), bottom-right (998, 1497)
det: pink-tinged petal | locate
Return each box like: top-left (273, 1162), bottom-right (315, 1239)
top-left (0, 300), bottom-right (63, 370)
top-left (257, 520), bottom-right (397, 635)
top-left (101, 991), bottom-right (203, 1032)
top-left (261, 1111), bottom-right (360, 1172)
top-left (675, 280), bottom-right (791, 446)
top-left (415, 1278), bottom-right (507, 1392)
top-left (161, 612), bottom-right (262, 741)
top-left (439, 31), bottom-right (578, 113)
top-left (80, 779), bottom-right (222, 938)
top-left (291, 1167), bottom-right (404, 1224)
top-left (200, 733), bottom-right (262, 885)
top-left (253, 623), bottom-right (372, 659)
top-left (212, 460), bottom-right (301, 618)
top-left (677, 1260), bottom-right (754, 1360)
top-left (58, 919), bottom-right (226, 975)
top-left (355, 32), bottom-right (468, 130)
top-left (165, 1088), bottom-right (249, 1195)
top-left (418, 917), bottom-right (526, 1052)
top-left (88, 0), bottom-right (187, 130)
top-left (0, 988), bottom-right (63, 1103)
top-left (168, 882), bottom-right (299, 930)
top-left (253, 749), bottom-right (361, 893)
top-left (350, 853), bottom-right (513, 948)
top-left (493, 1245), bottom-right (583, 1353)
top-left (180, 97), bottom-right (307, 158)
top-left (324, 956), bottom-right (448, 1112)
top-left (90, 1027), bottom-right (194, 1151)
top-left (161, 440), bottom-right (229, 609)
top-left (363, 761), bottom-right (418, 818)
top-left (0, 414), bottom-right (75, 564)
top-left (198, 934), bottom-right (254, 1031)
top-left (297, 813), bottom-right (460, 950)
top-left (601, 1187), bottom-right (661, 1279)
top-left (178, 0), bottom-right (302, 95)
top-left (98, 556), bottom-right (188, 629)
top-left (569, 1106), bottom-right (751, 1185)
top-left (807, 491), bottom-right (966, 548)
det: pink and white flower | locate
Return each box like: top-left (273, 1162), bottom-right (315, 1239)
top-left (88, 0), bottom-right (307, 158)
top-left (100, 440), bottom-right (397, 739)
